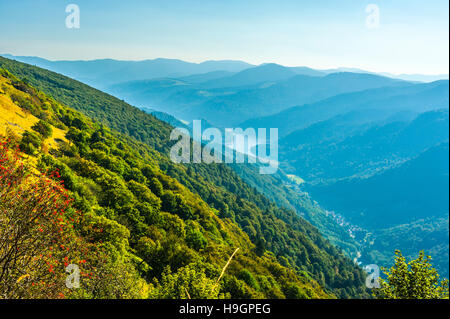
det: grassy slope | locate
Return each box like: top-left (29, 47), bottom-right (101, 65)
top-left (0, 76), bottom-right (67, 148)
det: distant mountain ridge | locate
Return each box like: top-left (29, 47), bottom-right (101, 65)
top-left (280, 108), bottom-right (449, 183)
top-left (0, 54), bottom-right (254, 88)
top-left (243, 80), bottom-right (449, 136)
top-left (107, 69), bottom-right (408, 127)
top-left (321, 67), bottom-right (449, 82)
top-left (2, 54), bottom-right (447, 92)
top-left (199, 63), bottom-right (299, 89)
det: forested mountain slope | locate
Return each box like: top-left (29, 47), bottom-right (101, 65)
top-left (308, 143), bottom-right (449, 229)
top-left (0, 68), bottom-right (328, 299)
top-left (0, 57), bottom-right (369, 298)
top-left (281, 109), bottom-right (449, 183)
top-left (308, 143), bottom-right (449, 277)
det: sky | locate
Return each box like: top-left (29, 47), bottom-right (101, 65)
top-left (0, 0), bottom-right (448, 75)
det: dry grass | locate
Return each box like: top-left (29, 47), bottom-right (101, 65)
top-left (214, 247), bottom-right (240, 290)
top-left (0, 75), bottom-right (68, 151)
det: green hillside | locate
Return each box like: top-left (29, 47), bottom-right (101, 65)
top-left (0, 57), bottom-right (370, 298)
top-left (0, 57), bottom-right (366, 261)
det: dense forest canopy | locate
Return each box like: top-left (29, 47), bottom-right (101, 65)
top-left (0, 59), bottom-right (370, 298)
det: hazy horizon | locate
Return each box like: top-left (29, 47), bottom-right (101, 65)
top-left (0, 0), bottom-right (448, 75)
top-left (1, 53), bottom-right (448, 78)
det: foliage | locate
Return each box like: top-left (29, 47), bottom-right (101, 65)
top-left (373, 250), bottom-right (449, 299)
top-left (149, 264), bottom-right (220, 299)
top-left (0, 60), bottom-right (371, 298)
top-left (32, 120), bottom-right (53, 139)
top-left (360, 217), bottom-right (449, 279)
top-left (19, 131), bottom-right (42, 155)
top-left (0, 139), bottom-right (146, 299)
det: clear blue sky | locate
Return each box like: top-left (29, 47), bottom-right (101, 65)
top-left (0, 0), bottom-right (448, 74)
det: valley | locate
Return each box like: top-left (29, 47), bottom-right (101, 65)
top-left (1, 52), bottom-right (448, 298)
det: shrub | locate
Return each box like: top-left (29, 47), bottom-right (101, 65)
top-left (186, 225), bottom-right (208, 250)
top-left (19, 131), bottom-right (42, 155)
top-left (32, 120), bottom-right (53, 139)
top-left (374, 250), bottom-right (449, 299)
top-left (0, 140), bottom-right (82, 298)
